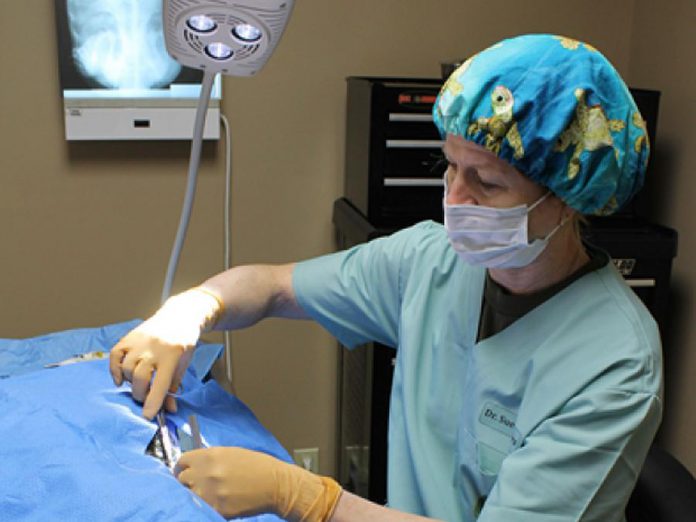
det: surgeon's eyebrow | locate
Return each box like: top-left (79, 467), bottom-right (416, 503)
top-left (442, 151), bottom-right (497, 173)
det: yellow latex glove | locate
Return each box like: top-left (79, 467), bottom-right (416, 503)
top-left (175, 447), bottom-right (342, 521)
top-left (109, 287), bottom-right (223, 419)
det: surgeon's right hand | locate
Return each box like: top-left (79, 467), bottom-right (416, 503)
top-left (109, 287), bottom-right (224, 419)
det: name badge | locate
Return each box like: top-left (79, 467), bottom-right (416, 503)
top-left (479, 401), bottom-right (517, 438)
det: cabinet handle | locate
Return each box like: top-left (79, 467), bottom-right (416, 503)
top-left (383, 178), bottom-right (444, 187)
top-left (386, 139), bottom-right (443, 149)
top-left (626, 279), bottom-right (656, 288)
top-left (388, 113), bottom-right (434, 122)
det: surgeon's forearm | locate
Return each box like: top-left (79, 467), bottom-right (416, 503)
top-left (200, 263), bottom-right (309, 330)
top-left (330, 491), bottom-right (443, 522)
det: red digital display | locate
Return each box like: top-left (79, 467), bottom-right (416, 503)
top-left (398, 93), bottom-right (437, 106)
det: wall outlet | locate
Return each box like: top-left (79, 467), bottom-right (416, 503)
top-left (293, 447), bottom-right (319, 473)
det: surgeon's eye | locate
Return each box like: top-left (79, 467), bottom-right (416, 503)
top-left (469, 168), bottom-right (500, 191)
top-left (479, 177), bottom-right (501, 190)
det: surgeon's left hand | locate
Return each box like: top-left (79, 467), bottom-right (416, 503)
top-left (175, 447), bottom-right (342, 521)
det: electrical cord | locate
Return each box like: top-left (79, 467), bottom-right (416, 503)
top-left (220, 113), bottom-right (235, 390)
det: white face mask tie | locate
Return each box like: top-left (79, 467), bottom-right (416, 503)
top-left (443, 173), bottom-right (567, 268)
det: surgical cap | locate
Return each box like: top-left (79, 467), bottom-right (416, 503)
top-left (433, 34), bottom-right (649, 215)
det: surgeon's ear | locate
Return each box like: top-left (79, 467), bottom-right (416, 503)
top-left (567, 206), bottom-right (589, 236)
top-left (543, 193), bottom-right (567, 221)
top-left (550, 195), bottom-right (573, 218)
top-left (563, 203), bottom-right (576, 221)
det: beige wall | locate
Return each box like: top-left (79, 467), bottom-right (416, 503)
top-left (0, 0), bottom-right (692, 477)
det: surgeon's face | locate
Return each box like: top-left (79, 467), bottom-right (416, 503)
top-left (443, 134), bottom-right (566, 239)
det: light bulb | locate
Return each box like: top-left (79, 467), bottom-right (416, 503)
top-left (205, 42), bottom-right (233, 60)
top-left (232, 23), bottom-right (262, 42)
top-left (187, 15), bottom-right (217, 33)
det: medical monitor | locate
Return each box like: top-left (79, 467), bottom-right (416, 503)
top-left (55, 0), bottom-right (222, 141)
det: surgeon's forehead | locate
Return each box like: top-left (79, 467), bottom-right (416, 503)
top-left (443, 134), bottom-right (547, 195)
top-left (443, 135), bottom-right (514, 172)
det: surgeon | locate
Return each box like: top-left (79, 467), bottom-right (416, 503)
top-left (110, 34), bottom-right (662, 521)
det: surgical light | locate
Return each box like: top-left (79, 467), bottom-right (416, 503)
top-left (186, 15), bottom-right (217, 33)
top-left (161, 0), bottom-right (294, 385)
top-left (232, 23), bottom-right (262, 43)
top-left (163, 0), bottom-right (293, 76)
top-left (161, 0), bottom-right (295, 301)
top-left (205, 42), bottom-right (233, 60)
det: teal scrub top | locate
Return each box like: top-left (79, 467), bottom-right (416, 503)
top-left (293, 221), bottom-right (663, 522)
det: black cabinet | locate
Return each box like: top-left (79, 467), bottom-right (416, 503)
top-left (344, 77), bottom-right (444, 228)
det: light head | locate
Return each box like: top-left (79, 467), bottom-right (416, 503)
top-left (163, 0), bottom-right (294, 76)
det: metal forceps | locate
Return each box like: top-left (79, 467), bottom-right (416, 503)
top-left (156, 410), bottom-right (177, 470)
top-left (146, 410), bottom-right (203, 470)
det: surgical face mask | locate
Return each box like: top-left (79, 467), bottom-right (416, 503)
top-left (443, 176), bottom-right (567, 269)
